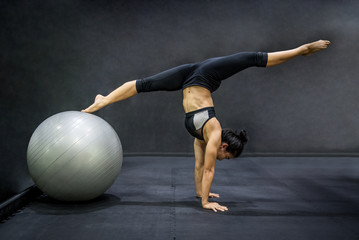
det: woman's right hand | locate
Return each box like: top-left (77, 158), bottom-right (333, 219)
top-left (202, 202), bottom-right (228, 212)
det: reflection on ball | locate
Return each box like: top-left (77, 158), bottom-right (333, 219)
top-left (27, 111), bottom-right (122, 201)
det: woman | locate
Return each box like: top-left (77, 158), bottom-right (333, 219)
top-left (82, 40), bottom-right (330, 212)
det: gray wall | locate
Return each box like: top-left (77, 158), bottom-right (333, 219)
top-left (1, 0), bottom-right (359, 202)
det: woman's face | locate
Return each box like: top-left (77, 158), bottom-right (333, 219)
top-left (217, 143), bottom-right (234, 161)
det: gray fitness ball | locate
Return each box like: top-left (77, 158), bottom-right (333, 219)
top-left (27, 111), bottom-right (123, 201)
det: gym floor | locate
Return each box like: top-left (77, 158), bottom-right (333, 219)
top-left (1, 156), bottom-right (358, 240)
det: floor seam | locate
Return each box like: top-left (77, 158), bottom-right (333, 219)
top-left (170, 168), bottom-right (177, 240)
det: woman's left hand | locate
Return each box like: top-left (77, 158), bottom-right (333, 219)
top-left (209, 192), bottom-right (220, 198)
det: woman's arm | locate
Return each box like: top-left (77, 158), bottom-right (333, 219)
top-left (201, 136), bottom-right (218, 206)
top-left (201, 118), bottom-right (228, 212)
top-left (194, 138), bottom-right (206, 197)
top-left (194, 138), bottom-right (221, 199)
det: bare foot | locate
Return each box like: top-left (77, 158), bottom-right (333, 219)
top-left (82, 94), bottom-right (108, 113)
top-left (301, 40), bottom-right (331, 56)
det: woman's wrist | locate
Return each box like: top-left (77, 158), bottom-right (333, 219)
top-left (201, 197), bottom-right (209, 205)
top-left (202, 200), bottom-right (209, 206)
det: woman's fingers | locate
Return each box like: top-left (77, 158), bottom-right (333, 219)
top-left (209, 192), bottom-right (220, 198)
top-left (203, 202), bottom-right (228, 212)
top-left (215, 203), bottom-right (228, 212)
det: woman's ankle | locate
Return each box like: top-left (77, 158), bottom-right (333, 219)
top-left (298, 44), bottom-right (309, 56)
top-left (101, 96), bottom-right (111, 106)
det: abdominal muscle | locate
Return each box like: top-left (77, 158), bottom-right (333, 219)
top-left (182, 86), bottom-right (214, 113)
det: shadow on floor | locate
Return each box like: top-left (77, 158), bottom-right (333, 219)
top-left (30, 194), bottom-right (203, 215)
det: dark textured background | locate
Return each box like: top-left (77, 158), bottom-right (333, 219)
top-left (1, 0), bottom-right (358, 202)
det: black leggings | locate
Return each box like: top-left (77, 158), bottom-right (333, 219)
top-left (136, 52), bottom-right (268, 93)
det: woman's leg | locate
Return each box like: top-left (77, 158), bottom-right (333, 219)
top-left (266, 40), bottom-right (331, 67)
top-left (82, 63), bottom-right (192, 113)
top-left (82, 80), bottom-right (138, 113)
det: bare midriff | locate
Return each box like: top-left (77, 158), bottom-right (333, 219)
top-left (182, 86), bottom-right (214, 113)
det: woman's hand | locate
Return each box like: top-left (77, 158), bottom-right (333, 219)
top-left (202, 202), bottom-right (228, 212)
top-left (209, 192), bottom-right (220, 198)
top-left (197, 192), bottom-right (220, 198)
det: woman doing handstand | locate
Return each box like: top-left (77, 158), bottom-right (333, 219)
top-left (82, 40), bottom-right (330, 212)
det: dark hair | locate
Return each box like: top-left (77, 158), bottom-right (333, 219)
top-left (221, 129), bottom-right (248, 158)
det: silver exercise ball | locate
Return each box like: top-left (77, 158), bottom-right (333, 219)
top-left (27, 111), bottom-right (123, 201)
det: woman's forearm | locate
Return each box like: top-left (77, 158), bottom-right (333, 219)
top-left (193, 138), bottom-right (206, 197)
top-left (201, 169), bottom-right (215, 205)
top-left (194, 167), bottom-right (203, 197)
